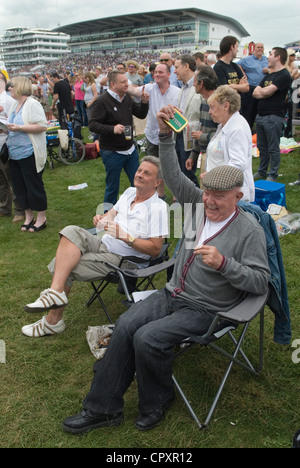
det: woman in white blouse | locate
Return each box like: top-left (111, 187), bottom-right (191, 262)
top-left (205, 85), bottom-right (255, 202)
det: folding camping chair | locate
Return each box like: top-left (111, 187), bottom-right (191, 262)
top-left (85, 240), bottom-right (173, 323)
top-left (172, 289), bottom-right (269, 429)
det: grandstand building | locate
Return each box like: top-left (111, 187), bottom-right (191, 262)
top-left (53, 8), bottom-right (249, 54)
top-left (0, 27), bottom-right (70, 69)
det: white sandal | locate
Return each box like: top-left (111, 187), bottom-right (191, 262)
top-left (24, 288), bottom-right (68, 313)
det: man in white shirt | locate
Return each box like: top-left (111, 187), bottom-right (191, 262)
top-left (129, 63), bottom-right (180, 197)
top-left (158, 52), bottom-right (181, 88)
top-left (22, 156), bottom-right (169, 337)
top-left (0, 71), bottom-right (24, 222)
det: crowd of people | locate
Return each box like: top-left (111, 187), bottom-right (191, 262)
top-left (0, 36), bottom-right (298, 437)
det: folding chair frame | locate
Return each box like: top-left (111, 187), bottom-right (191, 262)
top-left (172, 290), bottom-right (269, 430)
top-left (85, 241), bottom-right (172, 323)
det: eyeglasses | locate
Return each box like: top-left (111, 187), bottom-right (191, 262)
top-left (159, 59), bottom-right (170, 62)
top-left (128, 65), bottom-right (136, 68)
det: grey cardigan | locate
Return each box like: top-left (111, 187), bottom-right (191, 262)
top-left (159, 136), bottom-right (270, 313)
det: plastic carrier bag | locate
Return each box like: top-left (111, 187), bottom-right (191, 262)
top-left (58, 129), bottom-right (68, 150)
top-left (275, 213), bottom-right (300, 237)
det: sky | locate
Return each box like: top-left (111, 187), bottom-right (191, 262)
top-left (0, 1), bottom-right (299, 54)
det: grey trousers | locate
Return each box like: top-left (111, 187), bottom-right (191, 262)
top-left (48, 225), bottom-right (140, 287)
top-left (256, 114), bottom-right (284, 178)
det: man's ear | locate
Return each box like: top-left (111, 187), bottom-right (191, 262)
top-left (155, 178), bottom-right (163, 188)
top-left (236, 190), bottom-right (244, 202)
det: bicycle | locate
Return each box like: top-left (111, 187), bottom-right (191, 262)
top-left (46, 113), bottom-right (85, 169)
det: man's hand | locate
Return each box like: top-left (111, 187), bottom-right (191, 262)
top-left (114, 124), bottom-right (125, 135)
top-left (157, 104), bottom-right (178, 133)
top-left (185, 158), bottom-right (194, 171)
top-left (193, 245), bottom-right (223, 270)
top-left (191, 130), bottom-right (202, 140)
top-left (93, 214), bottom-right (108, 230)
top-left (239, 75), bottom-right (248, 84)
top-left (103, 221), bottom-right (127, 240)
top-left (141, 86), bottom-right (150, 104)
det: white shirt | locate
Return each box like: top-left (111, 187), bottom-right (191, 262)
top-left (138, 83), bottom-right (180, 145)
top-left (205, 112), bottom-right (255, 202)
top-left (206, 129), bottom-right (223, 171)
top-left (197, 212), bottom-right (236, 247)
top-left (102, 187), bottom-right (169, 260)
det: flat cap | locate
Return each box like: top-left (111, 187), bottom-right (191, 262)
top-left (202, 165), bottom-right (244, 191)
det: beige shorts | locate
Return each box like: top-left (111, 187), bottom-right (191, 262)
top-left (47, 225), bottom-right (132, 287)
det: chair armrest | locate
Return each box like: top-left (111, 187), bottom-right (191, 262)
top-left (104, 257), bottom-right (176, 279)
top-left (217, 290), bottom-right (269, 324)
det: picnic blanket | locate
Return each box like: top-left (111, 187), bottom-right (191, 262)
top-left (251, 135), bottom-right (300, 156)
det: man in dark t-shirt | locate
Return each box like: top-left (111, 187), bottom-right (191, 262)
top-left (214, 36), bottom-right (249, 95)
top-left (51, 72), bottom-right (74, 129)
top-left (253, 48), bottom-right (291, 181)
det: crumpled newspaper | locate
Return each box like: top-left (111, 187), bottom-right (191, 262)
top-left (86, 325), bottom-right (115, 359)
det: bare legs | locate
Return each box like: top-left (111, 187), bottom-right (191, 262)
top-left (46, 236), bottom-right (81, 324)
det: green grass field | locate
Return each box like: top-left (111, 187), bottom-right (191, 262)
top-left (0, 138), bottom-right (299, 448)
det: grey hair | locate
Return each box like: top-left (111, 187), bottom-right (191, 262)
top-left (140, 155), bottom-right (162, 180)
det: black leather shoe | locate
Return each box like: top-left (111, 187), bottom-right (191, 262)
top-left (135, 396), bottom-right (175, 431)
top-left (62, 409), bottom-right (123, 434)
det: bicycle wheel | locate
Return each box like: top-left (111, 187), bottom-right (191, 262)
top-left (58, 137), bottom-right (85, 165)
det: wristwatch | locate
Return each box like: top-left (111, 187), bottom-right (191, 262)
top-left (128, 235), bottom-right (136, 246)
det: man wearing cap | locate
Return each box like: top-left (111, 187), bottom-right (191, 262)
top-left (62, 105), bottom-right (270, 435)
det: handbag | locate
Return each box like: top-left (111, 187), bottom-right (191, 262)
top-left (0, 143), bottom-right (9, 164)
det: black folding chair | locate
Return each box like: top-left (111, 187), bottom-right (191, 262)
top-left (86, 241), bottom-right (172, 323)
top-left (172, 289), bottom-right (269, 429)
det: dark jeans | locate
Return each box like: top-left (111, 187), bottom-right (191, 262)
top-left (175, 132), bottom-right (199, 187)
top-left (75, 99), bottom-right (88, 126)
top-left (9, 155), bottom-right (47, 212)
top-left (83, 288), bottom-right (216, 415)
top-left (101, 148), bottom-right (139, 206)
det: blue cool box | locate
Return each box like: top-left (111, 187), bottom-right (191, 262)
top-left (253, 180), bottom-right (286, 211)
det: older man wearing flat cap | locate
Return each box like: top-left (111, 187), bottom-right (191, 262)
top-left (62, 106), bottom-right (270, 434)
